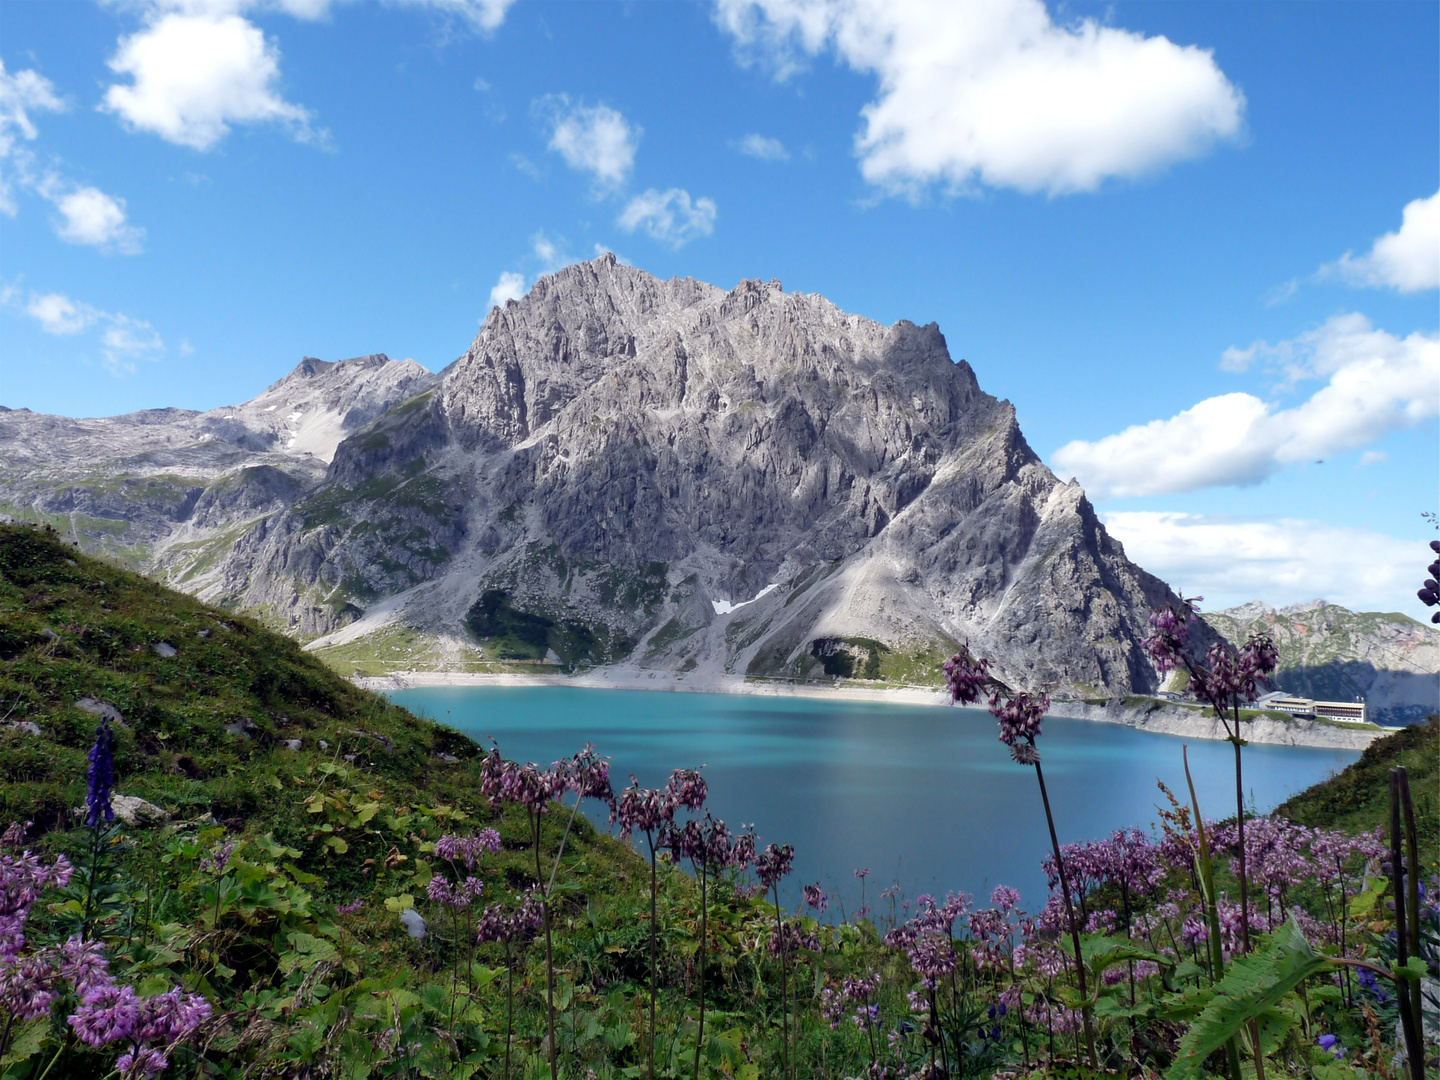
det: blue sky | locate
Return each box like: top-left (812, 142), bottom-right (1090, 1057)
top-left (2, 0), bottom-right (1436, 619)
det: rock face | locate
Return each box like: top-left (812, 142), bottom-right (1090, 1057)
top-left (1, 257), bottom-right (1217, 694)
top-left (1202, 600), bottom-right (1440, 726)
top-left (0, 353), bottom-right (437, 590)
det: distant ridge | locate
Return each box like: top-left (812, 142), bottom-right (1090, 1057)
top-left (1202, 599), bottom-right (1439, 726)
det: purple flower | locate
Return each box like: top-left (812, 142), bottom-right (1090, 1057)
top-left (755, 843), bottom-right (794, 889)
top-left (991, 688), bottom-right (1047, 749)
top-left (58, 935), bottom-right (111, 994)
top-left (616, 778), bottom-right (674, 842)
top-left (199, 840), bottom-right (233, 877)
top-left (990, 885), bottom-right (1020, 913)
top-left (70, 982), bottom-right (141, 1046)
top-left (117, 1046), bottom-right (169, 1078)
top-left (1142, 594), bottom-right (1201, 675)
top-left (767, 920), bottom-right (819, 956)
top-left (86, 720), bottom-right (117, 828)
top-left (666, 767), bottom-right (707, 812)
top-left (943, 648), bottom-right (990, 706)
top-left (476, 890), bottom-right (544, 946)
top-left (557, 745), bottom-right (617, 818)
top-left (802, 883), bottom-right (828, 914)
top-left (337, 899), bottom-right (363, 915)
top-left (855, 867), bottom-right (870, 880)
top-left (435, 829), bottom-right (502, 870)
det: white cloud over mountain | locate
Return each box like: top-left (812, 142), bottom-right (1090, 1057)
top-left (714, 0), bottom-right (1244, 197)
top-left (540, 96), bottom-right (640, 189)
top-left (487, 271), bottom-right (525, 309)
top-left (1325, 190), bottom-right (1440, 293)
top-left (1101, 511), bottom-right (1428, 618)
top-left (617, 188), bottom-right (717, 249)
top-left (1053, 314), bottom-right (1439, 498)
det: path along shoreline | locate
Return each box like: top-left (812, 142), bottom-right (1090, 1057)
top-left (352, 668), bottom-right (1386, 751)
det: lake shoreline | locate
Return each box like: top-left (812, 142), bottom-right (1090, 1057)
top-left (354, 668), bottom-right (1387, 750)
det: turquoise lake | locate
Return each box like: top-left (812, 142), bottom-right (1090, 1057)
top-left (388, 686), bottom-right (1360, 914)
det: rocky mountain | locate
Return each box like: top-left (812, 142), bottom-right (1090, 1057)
top-left (2, 257), bottom-right (1220, 695)
top-left (0, 354), bottom-right (436, 575)
top-left (1201, 600), bottom-right (1440, 726)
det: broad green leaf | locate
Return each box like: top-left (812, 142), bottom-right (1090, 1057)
top-left (1393, 957), bottom-right (1427, 981)
top-left (1349, 878), bottom-right (1387, 919)
top-left (0, 1019), bottom-right (48, 1065)
top-left (384, 893), bottom-right (415, 912)
top-left (1165, 918), bottom-right (1331, 1080)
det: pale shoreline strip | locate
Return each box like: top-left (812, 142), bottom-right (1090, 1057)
top-left (352, 669), bottom-right (1387, 751)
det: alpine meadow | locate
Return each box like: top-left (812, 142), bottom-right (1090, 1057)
top-left (0, 2), bottom-right (1436, 1079)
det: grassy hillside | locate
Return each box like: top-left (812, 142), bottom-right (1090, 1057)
top-left (1276, 712), bottom-right (1439, 869)
top-left (0, 523), bottom-right (1428, 1079)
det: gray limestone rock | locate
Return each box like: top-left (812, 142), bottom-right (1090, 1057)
top-left (4, 257), bottom-right (1223, 695)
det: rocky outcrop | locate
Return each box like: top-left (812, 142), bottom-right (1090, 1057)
top-left (1202, 600), bottom-right (1440, 726)
top-left (228, 256), bottom-right (1214, 692)
top-left (3, 258), bottom-right (1221, 694)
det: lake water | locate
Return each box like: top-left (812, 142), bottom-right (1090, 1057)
top-left (389, 686), bottom-right (1359, 915)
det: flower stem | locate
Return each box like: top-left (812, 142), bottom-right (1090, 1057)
top-left (1032, 756), bottom-right (1096, 1068)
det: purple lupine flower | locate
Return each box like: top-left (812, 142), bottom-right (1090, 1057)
top-left (755, 843), bottom-right (795, 889)
top-left (86, 720), bottom-right (117, 828)
top-left (802, 883), bottom-right (828, 914)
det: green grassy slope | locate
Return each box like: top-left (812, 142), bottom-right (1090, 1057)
top-left (1275, 713), bottom-right (1439, 871)
top-left (0, 521), bottom-right (628, 888)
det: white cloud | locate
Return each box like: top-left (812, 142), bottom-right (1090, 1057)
top-left (103, 12), bottom-right (320, 150)
top-left (4, 287), bottom-right (164, 376)
top-left (26, 292), bottom-right (101, 335)
top-left (735, 133), bottom-right (789, 161)
top-left (1052, 314), bottom-right (1440, 498)
top-left (538, 95), bottom-right (639, 188)
top-left (386, 0), bottom-right (517, 33)
top-left (714, 0), bottom-right (1244, 197)
top-left (0, 61), bottom-right (145, 253)
top-left (488, 271), bottom-right (525, 309)
top-left (1101, 511), bottom-right (1430, 619)
top-left (617, 188), bottom-right (717, 248)
top-left (46, 185), bottom-right (145, 253)
top-left (1326, 190), bottom-right (1440, 294)
top-left (0, 61), bottom-right (64, 214)
top-left (1358, 449), bottom-right (1387, 467)
top-left (100, 313), bottom-right (166, 376)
